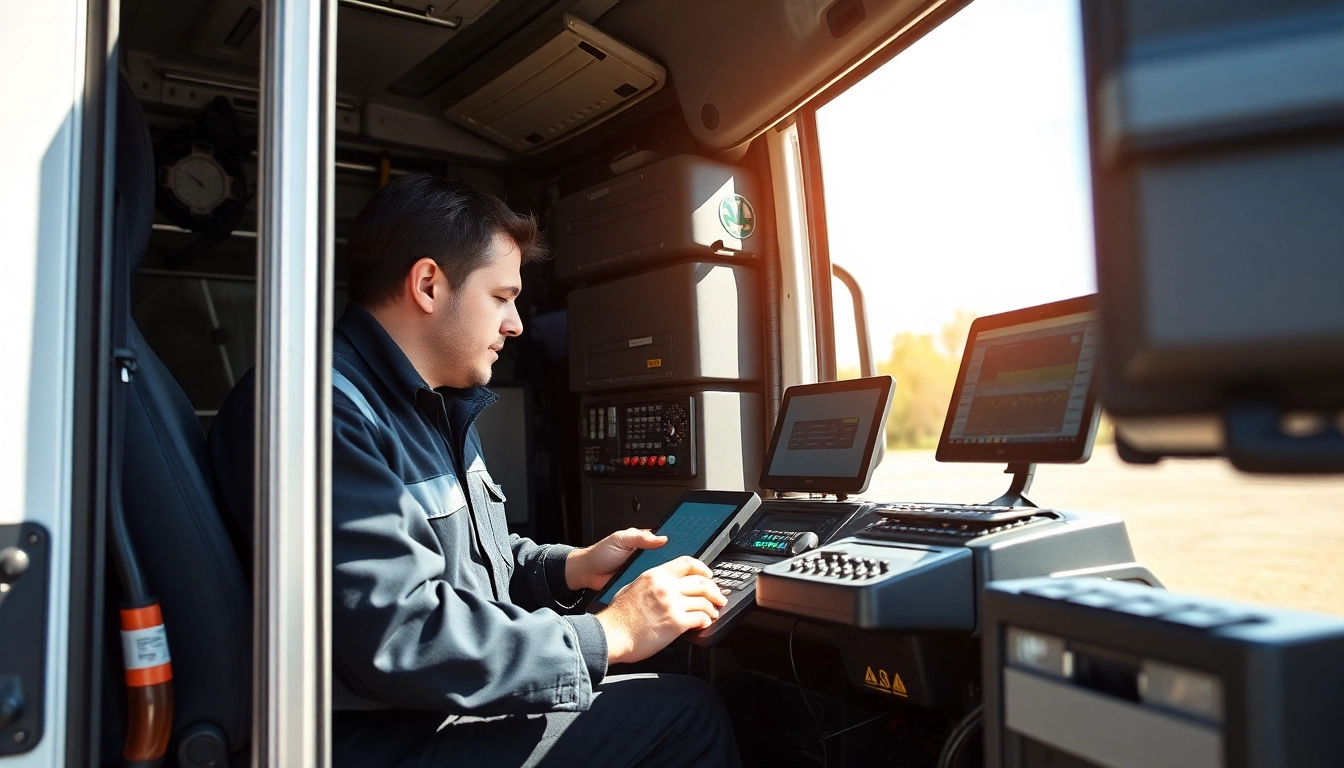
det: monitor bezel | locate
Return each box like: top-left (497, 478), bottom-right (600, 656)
top-left (935, 294), bottom-right (1101, 464)
top-left (759, 375), bottom-right (895, 495)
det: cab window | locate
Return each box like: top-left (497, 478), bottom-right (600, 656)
top-left (814, 0), bottom-right (1344, 616)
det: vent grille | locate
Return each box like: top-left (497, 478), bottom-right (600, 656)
top-left (443, 15), bottom-right (665, 155)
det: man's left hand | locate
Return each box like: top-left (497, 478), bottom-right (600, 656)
top-left (565, 528), bottom-right (667, 592)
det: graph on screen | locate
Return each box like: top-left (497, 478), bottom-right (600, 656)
top-left (948, 312), bottom-right (1098, 443)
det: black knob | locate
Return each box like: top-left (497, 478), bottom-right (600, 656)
top-left (789, 533), bottom-right (819, 556)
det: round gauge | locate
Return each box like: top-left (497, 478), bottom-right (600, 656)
top-left (165, 147), bottom-right (232, 215)
top-left (662, 405), bottom-right (688, 448)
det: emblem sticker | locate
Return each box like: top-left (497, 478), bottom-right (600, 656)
top-left (718, 194), bottom-right (756, 239)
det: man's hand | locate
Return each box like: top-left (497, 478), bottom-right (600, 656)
top-left (565, 528), bottom-right (667, 592)
top-left (594, 556), bottom-right (727, 665)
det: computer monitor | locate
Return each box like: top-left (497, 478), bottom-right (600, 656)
top-left (759, 376), bottom-right (894, 495)
top-left (937, 295), bottom-right (1101, 464)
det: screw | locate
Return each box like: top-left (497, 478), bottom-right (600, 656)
top-left (25, 533), bottom-right (37, 545)
top-left (425, 4), bottom-right (435, 14)
top-left (13, 729), bottom-right (28, 744)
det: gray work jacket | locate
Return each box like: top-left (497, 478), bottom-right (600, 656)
top-left (327, 303), bottom-right (607, 714)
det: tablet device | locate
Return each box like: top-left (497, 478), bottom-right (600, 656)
top-left (936, 294), bottom-right (1101, 463)
top-left (587, 490), bottom-right (761, 611)
top-left (758, 376), bottom-right (895, 495)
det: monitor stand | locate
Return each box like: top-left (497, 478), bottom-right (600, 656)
top-left (986, 462), bottom-right (1037, 508)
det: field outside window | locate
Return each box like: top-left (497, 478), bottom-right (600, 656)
top-left (817, 0), bottom-right (1344, 616)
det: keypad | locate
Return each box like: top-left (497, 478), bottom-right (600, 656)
top-left (711, 560), bottom-right (763, 595)
top-left (787, 550), bottom-right (890, 581)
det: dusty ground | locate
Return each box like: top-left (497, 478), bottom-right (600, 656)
top-left (864, 447), bottom-right (1344, 617)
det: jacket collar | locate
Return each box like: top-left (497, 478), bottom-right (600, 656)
top-left (337, 302), bottom-right (430, 397)
top-left (336, 302), bottom-right (498, 438)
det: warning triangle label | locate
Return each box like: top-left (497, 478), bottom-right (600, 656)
top-left (862, 666), bottom-right (909, 697)
top-left (864, 667), bottom-right (880, 686)
top-left (891, 673), bottom-right (908, 697)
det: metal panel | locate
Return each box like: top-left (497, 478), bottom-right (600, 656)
top-left (1003, 665), bottom-right (1222, 768)
top-left (0, 0), bottom-right (93, 762)
top-left (255, 0), bottom-right (335, 764)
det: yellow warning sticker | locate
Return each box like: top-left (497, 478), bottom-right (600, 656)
top-left (863, 665), bottom-right (909, 697)
top-left (646, 358), bottom-right (663, 369)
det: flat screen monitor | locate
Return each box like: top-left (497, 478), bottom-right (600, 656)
top-left (937, 295), bottom-right (1101, 464)
top-left (759, 376), bottom-right (894, 495)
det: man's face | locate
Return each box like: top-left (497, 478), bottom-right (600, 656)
top-left (433, 232), bottom-right (523, 388)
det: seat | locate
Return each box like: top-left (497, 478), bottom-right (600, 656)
top-left (109, 74), bottom-right (252, 766)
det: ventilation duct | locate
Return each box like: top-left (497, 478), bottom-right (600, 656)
top-left (441, 14), bottom-right (665, 155)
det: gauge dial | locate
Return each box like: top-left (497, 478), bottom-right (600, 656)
top-left (662, 405), bottom-right (688, 448)
top-left (165, 146), bottom-right (232, 215)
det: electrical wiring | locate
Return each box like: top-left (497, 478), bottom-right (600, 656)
top-left (789, 621), bottom-right (829, 768)
top-left (936, 704), bottom-right (984, 768)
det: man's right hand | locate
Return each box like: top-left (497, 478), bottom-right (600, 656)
top-left (595, 555), bottom-right (727, 665)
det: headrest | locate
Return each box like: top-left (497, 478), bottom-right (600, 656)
top-left (115, 75), bottom-right (155, 272)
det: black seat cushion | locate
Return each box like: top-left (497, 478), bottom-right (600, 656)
top-left (111, 73), bottom-right (252, 757)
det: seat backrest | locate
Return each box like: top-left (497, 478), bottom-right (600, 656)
top-left (111, 74), bottom-right (252, 765)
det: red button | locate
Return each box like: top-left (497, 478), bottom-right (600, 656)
top-left (639, 456), bottom-right (649, 466)
top-left (621, 457), bottom-right (630, 466)
top-left (657, 456), bottom-right (668, 466)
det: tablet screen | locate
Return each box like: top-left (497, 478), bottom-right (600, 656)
top-left (595, 501), bottom-right (740, 605)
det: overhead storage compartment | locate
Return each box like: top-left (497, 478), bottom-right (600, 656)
top-left (440, 14), bottom-right (666, 155)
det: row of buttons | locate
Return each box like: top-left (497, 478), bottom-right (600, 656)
top-left (621, 455), bottom-right (676, 466)
top-left (864, 516), bottom-right (1040, 540)
top-left (789, 551), bottom-right (890, 580)
top-left (712, 561), bottom-right (763, 595)
top-left (626, 405), bottom-right (664, 413)
top-left (1023, 581), bottom-right (1265, 631)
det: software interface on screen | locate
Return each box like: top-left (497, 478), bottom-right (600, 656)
top-left (596, 501), bottom-right (739, 604)
top-left (947, 311), bottom-right (1099, 445)
top-left (766, 388), bottom-right (881, 478)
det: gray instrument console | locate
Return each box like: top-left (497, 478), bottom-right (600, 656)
top-left (755, 504), bottom-right (1160, 631)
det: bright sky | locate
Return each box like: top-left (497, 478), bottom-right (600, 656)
top-left (817, 0), bottom-right (1096, 368)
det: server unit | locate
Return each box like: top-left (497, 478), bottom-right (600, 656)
top-left (568, 261), bottom-right (761, 392)
top-left (561, 156), bottom-right (765, 543)
top-left (552, 154), bottom-right (762, 280)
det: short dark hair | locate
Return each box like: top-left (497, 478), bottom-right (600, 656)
top-left (346, 175), bottom-right (548, 307)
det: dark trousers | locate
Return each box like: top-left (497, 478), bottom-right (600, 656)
top-left (333, 673), bottom-right (743, 768)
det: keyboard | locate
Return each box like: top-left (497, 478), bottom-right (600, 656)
top-left (710, 559), bottom-right (764, 595)
top-left (860, 503), bottom-right (1057, 542)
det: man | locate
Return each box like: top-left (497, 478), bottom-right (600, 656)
top-left (209, 175), bottom-right (740, 766)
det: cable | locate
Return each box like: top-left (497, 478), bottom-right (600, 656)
top-left (936, 705), bottom-right (984, 768)
top-left (803, 707), bottom-right (895, 748)
top-left (789, 621), bottom-right (828, 768)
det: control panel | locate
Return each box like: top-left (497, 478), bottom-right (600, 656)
top-left (755, 508), bottom-right (1161, 632)
top-left (581, 397), bottom-right (695, 478)
top-left (683, 499), bottom-right (877, 646)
